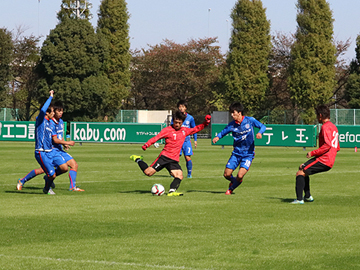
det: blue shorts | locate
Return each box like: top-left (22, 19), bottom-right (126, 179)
top-left (226, 154), bottom-right (254, 171)
top-left (35, 151), bottom-right (56, 177)
top-left (180, 140), bottom-right (193, 156)
top-left (53, 148), bottom-right (73, 165)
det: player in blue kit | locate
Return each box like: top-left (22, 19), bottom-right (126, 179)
top-left (177, 100), bottom-right (197, 178)
top-left (212, 102), bottom-right (266, 195)
top-left (51, 101), bottom-right (83, 191)
top-left (17, 101), bottom-right (81, 192)
top-left (33, 90), bottom-right (57, 194)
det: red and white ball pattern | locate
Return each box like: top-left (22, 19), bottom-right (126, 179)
top-left (151, 184), bottom-right (165, 196)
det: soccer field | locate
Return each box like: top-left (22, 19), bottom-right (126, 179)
top-left (1, 140), bottom-right (360, 269)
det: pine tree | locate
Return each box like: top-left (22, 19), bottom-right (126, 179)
top-left (97, 0), bottom-right (131, 113)
top-left (221, 0), bottom-right (271, 113)
top-left (38, 18), bottom-right (110, 121)
top-left (57, 0), bottom-right (92, 21)
top-left (0, 28), bottom-right (13, 104)
top-left (345, 35), bottom-right (360, 108)
top-left (288, 0), bottom-right (336, 122)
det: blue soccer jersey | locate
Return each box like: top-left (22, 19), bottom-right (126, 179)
top-left (35, 96), bottom-right (53, 152)
top-left (51, 118), bottom-right (65, 151)
top-left (182, 113), bottom-right (197, 142)
top-left (216, 116), bottom-right (266, 156)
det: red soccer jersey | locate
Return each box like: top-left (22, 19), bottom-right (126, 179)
top-left (145, 123), bottom-right (206, 162)
top-left (310, 121), bottom-right (340, 168)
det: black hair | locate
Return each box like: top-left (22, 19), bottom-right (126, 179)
top-left (229, 102), bottom-right (244, 114)
top-left (315, 105), bottom-right (330, 119)
top-left (173, 110), bottom-right (186, 122)
top-left (177, 100), bottom-right (188, 109)
top-left (53, 101), bottom-right (64, 112)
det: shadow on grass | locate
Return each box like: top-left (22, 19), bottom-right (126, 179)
top-left (187, 190), bottom-right (226, 194)
top-left (268, 197), bottom-right (295, 203)
top-left (5, 190), bottom-right (42, 195)
top-left (118, 190), bottom-right (151, 194)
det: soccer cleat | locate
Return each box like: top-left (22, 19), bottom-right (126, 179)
top-left (167, 192), bottom-right (183, 196)
top-left (43, 188), bottom-right (56, 195)
top-left (69, 186), bottom-right (85, 192)
top-left (290, 199), bottom-right (304, 204)
top-left (304, 196), bottom-right (314, 202)
top-left (225, 189), bottom-right (233, 195)
top-left (187, 174), bottom-right (192, 178)
top-left (130, 155), bottom-right (143, 162)
top-left (17, 179), bottom-right (24, 191)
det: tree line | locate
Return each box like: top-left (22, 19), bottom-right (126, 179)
top-left (1, 0), bottom-right (360, 123)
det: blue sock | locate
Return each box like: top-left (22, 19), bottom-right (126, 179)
top-left (230, 178), bottom-right (243, 191)
top-left (186, 160), bottom-right (193, 176)
top-left (230, 175), bottom-right (237, 184)
top-left (22, 170), bottom-right (37, 183)
top-left (69, 170), bottom-right (77, 189)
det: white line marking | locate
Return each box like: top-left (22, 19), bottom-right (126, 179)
top-left (0, 254), bottom-right (210, 269)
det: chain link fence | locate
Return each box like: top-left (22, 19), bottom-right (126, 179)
top-left (331, 109), bottom-right (360, 125)
top-left (0, 108), bottom-right (18, 121)
top-left (114, 110), bottom-right (137, 123)
top-left (4, 108), bottom-right (358, 127)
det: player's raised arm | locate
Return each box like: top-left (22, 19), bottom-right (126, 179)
top-left (37, 90), bottom-right (54, 123)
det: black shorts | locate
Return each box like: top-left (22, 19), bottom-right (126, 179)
top-left (301, 158), bottom-right (331, 176)
top-left (150, 155), bottom-right (182, 173)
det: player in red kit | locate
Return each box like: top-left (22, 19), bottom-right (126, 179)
top-left (130, 111), bottom-right (211, 196)
top-left (291, 105), bottom-right (340, 204)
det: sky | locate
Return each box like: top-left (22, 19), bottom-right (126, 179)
top-left (1, 0), bottom-right (360, 63)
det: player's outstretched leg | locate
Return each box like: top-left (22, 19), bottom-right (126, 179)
top-left (130, 155), bottom-right (150, 173)
top-left (17, 169), bottom-right (43, 190)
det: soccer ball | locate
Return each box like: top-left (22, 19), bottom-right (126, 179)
top-left (151, 184), bottom-right (165, 196)
top-left (154, 142), bottom-right (160, 148)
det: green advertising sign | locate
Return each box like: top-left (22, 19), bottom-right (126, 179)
top-left (211, 124), bottom-right (317, 147)
top-left (0, 121), bottom-right (67, 142)
top-left (70, 122), bottom-right (166, 143)
top-left (0, 121), bottom-right (35, 141)
top-left (337, 126), bottom-right (360, 148)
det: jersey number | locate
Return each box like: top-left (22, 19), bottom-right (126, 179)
top-left (173, 134), bottom-right (176, 140)
top-left (331, 131), bottom-right (339, 148)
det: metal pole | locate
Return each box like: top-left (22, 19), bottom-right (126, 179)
top-left (76, 0), bottom-right (80, 18)
top-left (336, 109), bottom-right (338, 126)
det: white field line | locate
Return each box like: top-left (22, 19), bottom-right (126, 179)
top-left (0, 254), bottom-right (213, 270)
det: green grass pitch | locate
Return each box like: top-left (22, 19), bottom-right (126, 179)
top-left (1, 140), bottom-right (360, 269)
